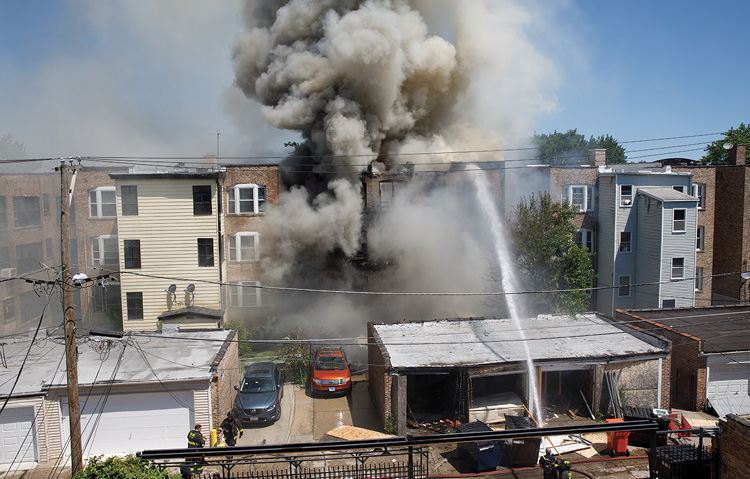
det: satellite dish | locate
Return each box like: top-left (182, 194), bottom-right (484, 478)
top-left (723, 143), bottom-right (734, 150)
top-left (164, 284), bottom-right (177, 294)
top-left (184, 284), bottom-right (195, 293)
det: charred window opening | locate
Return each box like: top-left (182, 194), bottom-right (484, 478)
top-left (406, 372), bottom-right (460, 422)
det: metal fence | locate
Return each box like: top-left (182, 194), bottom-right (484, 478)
top-left (189, 461), bottom-right (424, 479)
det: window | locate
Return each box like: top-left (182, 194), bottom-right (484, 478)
top-left (574, 229), bottom-right (594, 254)
top-left (619, 231), bottom-right (632, 253)
top-left (0, 196), bottom-right (6, 228)
top-left (662, 299), bottom-right (676, 309)
top-left (46, 238), bottom-right (53, 258)
top-left (193, 185), bottom-right (212, 215)
top-left (89, 187), bottom-right (116, 218)
top-left (3, 298), bottom-right (14, 321)
top-left (121, 186), bottom-right (138, 215)
top-left (16, 242), bottom-right (43, 274)
top-left (43, 194), bottom-right (50, 215)
top-left (562, 185), bottom-right (594, 212)
top-left (197, 238), bottom-right (214, 267)
top-left (696, 226), bottom-right (704, 251)
top-left (672, 185), bottom-right (686, 193)
top-left (227, 184), bottom-right (267, 214)
top-left (93, 283), bottom-right (120, 313)
top-left (671, 257), bottom-right (685, 279)
top-left (92, 235), bottom-right (118, 265)
top-left (124, 240), bottom-right (141, 269)
top-left (229, 232), bottom-right (260, 262)
top-left (379, 181), bottom-right (406, 209)
top-left (692, 183), bottom-right (705, 209)
top-left (695, 267), bottom-right (704, 292)
top-left (618, 276), bottom-right (631, 297)
top-left (13, 196), bottom-right (41, 227)
top-left (620, 185), bottom-right (633, 206)
top-left (230, 281), bottom-right (269, 308)
top-left (0, 247), bottom-right (9, 269)
top-left (673, 209), bottom-right (686, 232)
top-left (126, 292), bottom-right (144, 320)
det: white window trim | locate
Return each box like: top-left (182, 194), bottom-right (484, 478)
top-left (618, 275), bottom-right (631, 297)
top-left (692, 183), bottom-right (705, 209)
top-left (575, 228), bottom-right (594, 254)
top-left (92, 234), bottom-right (118, 265)
top-left (89, 186), bottom-right (116, 218)
top-left (620, 185), bottom-right (633, 207)
top-left (230, 281), bottom-right (268, 308)
top-left (695, 267), bottom-right (703, 292)
top-left (562, 185), bottom-right (594, 213)
top-left (229, 232), bottom-right (260, 262)
top-left (673, 209), bottom-right (687, 233)
top-left (619, 231), bottom-right (632, 253)
top-left (228, 184), bottom-right (265, 215)
top-left (696, 225), bottom-right (704, 251)
top-left (671, 257), bottom-right (685, 280)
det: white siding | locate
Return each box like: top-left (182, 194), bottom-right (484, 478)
top-left (193, 387), bottom-right (212, 430)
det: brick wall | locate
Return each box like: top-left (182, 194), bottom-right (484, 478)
top-left (210, 329), bottom-right (240, 428)
top-left (713, 166), bottom-right (746, 300)
top-left (716, 414), bottom-right (750, 479)
top-left (367, 323), bottom-right (389, 428)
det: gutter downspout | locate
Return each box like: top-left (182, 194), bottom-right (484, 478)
top-left (216, 176), bottom-right (224, 328)
top-left (610, 177), bottom-right (618, 318)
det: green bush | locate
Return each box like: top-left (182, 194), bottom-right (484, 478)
top-left (72, 454), bottom-right (177, 478)
top-left (276, 333), bottom-right (310, 385)
top-left (384, 413), bottom-right (397, 435)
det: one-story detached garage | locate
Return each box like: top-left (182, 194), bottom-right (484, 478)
top-left (0, 329), bottom-right (238, 470)
top-left (368, 314), bottom-right (670, 434)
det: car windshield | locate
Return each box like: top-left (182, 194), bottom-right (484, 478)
top-left (315, 355), bottom-right (347, 371)
top-left (241, 377), bottom-right (275, 393)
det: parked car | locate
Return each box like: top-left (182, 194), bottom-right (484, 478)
top-left (233, 362), bottom-right (284, 424)
top-left (310, 347), bottom-right (352, 396)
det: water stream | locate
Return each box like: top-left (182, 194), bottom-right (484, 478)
top-left (472, 169), bottom-right (542, 424)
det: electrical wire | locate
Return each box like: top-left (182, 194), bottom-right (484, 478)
top-left (130, 340), bottom-right (193, 411)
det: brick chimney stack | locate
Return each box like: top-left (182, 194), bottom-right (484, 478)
top-left (729, 144), bottom-right (747, 165)
top-left (589, 148), bottom-right (606, 167)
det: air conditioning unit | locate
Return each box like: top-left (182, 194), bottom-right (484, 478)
top-left (0, 268), bottom-right (16, 279)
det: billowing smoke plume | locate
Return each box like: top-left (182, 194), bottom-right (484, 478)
top-left (231, 0), bottom-right (560, 339)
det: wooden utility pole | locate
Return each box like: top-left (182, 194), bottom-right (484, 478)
top-left (60, 162), bottom-right (83, 474)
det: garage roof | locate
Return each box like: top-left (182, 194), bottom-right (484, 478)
top-left (0, 329), bottom-right (234, 397)
top-left (618, 305), bottom-right (750, 354)
top-left (371, 313), bottom-right (668, 369)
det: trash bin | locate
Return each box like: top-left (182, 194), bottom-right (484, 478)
top-left (605, 418), bottom-right (630, 457)
top-left (455, 421), bottom-right (503, 472)
top-left (501, 415), bottom-right (542, 468)
top-left (622, 406), bottom-right (670, 447)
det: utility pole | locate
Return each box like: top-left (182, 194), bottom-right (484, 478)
top-left (59, 162), bottom-right (83, 475)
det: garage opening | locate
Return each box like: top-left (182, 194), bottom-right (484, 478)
top-left (469, 373), bottom-right (526, 424)
top-left (541, 368), bottom-right (594, 418)
top-left (406, 372), bottom-right (460, 422)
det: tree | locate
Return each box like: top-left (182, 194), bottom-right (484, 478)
top-left (533, 129), bottom-right (627, 165)
top-left (701, 123), bottom-right (750, 165)
top-left (0, 133), bottom-right (27, 160)
top-left (509, 192), bottom-right (596, 315)
top-left (71, 454), bottom-right (176, 478)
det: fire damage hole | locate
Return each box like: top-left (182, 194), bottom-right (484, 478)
top-left (541, 369), bottom-right (594, 419)
top-left (407, 372), bottom-right (460, 430)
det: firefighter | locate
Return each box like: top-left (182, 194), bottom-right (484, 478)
top-left (187, 424), bottom-right (206, 448)
top-left (539, 447), bottom-right (558, 479)
top-left (220, 411), bottom-right (243, 446)
top-left (556, 459), bottom-right (572, 479)
top-left (184, 424), bottom-right (206, 477)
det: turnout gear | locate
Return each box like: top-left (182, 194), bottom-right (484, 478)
top-left (557, 459), bottom-right (572, 479)
top-left (539, 448), bottom-right (558, 479)
top-left (187, 425), bottom-right (206, 448)
top-left (220, 412), bottom-right (243, 446)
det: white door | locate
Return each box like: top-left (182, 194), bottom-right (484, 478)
top-left (62, 391), bottom-right (193, 457)
top-left (707, 363), bottom-right (749, 397)
top-left (0, 407), bottom-right (37, 464)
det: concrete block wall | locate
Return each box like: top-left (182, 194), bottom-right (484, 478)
top-left (603, 358), bottom-right (666, 410)
top-left (716, 414), bottom-right (750, 479)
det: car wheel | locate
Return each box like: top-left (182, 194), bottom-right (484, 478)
top-left (274, 404), bottom-right (282, 422)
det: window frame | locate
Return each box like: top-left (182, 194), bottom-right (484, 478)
top-left (197, 238), bottom-right (214, 267)
top-left (618, 276), bottom-right (631, 297)
top-left (619, 231), bottom-right (632, 253)
top-left (662, 299), bottom-right (676, 308)
top-left (574, 228), bottom-right (594, 254)
top-left (123, 239), bottom-right (141, 269)
top-left (89, 187), bottom-right (116, 218)
top-left (230, 281), bottom-right (269, 308)
top-left (620, 185), bottom-right (633, 207)
top-left (229, 232), bottom-right (260, 262)
top-left (671, 257), bottom-right (685, 280)
top-left (13, 196), bottom-right (42, 227)
top-left (93, 283), bottom-right (120, 313)
top-left (193, 185), bottom-right (213, 216)
top-left (673, 209), bottom-right (686, 233)
top-left (562, 185), bottom-right (594, 213)
top-left (227, 184), bottom-right (266, 215)
top-left (672, 185), bottom-right (686, 193)
top-left (92, 235), bottom-right (118, 266)
top-left (696, 225), bottom-right (704, 251)
top-left (695, 267), bottom-right (704, 292)
top-left (0, 196), bottom-right (7, 229)
top-left (692, 183), bottom-right (705, 209)
top-left (126, 292), bottom-right (144, 320)
top-left (379, 180), bottom-right (407, 209)
top-left (121, 185), bottom-right (139, 216)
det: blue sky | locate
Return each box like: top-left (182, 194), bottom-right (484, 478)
top-left (0, 0), bottom-right (747, 163)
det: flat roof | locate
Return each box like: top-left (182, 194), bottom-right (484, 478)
top-left (638, 187), bottom-right (699, 203)
top-left (371, 313), bottom-right (668, 370)
top-left (0, 330), bottom-right (233, 397)
top-left (619, 306), bottom-right (750, 354)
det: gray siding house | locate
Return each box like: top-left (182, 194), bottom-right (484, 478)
top-left (597, 170), bottom-right (697, 316)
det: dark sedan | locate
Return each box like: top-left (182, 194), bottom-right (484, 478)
top-left (233, 362), bottom-right (284, 425)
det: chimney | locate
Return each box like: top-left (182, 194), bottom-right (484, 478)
top-left (729, 145), bottom-right (747, 165)
top-left (203, 154), bottom-right (218, 167)
top-left (589, 148), bottom-right (606, 167)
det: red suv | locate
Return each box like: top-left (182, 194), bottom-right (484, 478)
top-left (310, 347), bottom-right (352, 396)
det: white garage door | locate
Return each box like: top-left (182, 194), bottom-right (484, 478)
top-left (707, 363), bottom-right (749, 398)
top-left (63, 391), bottom-right (193, 457)
top-left (0, 407), bottom-right (37, 464)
